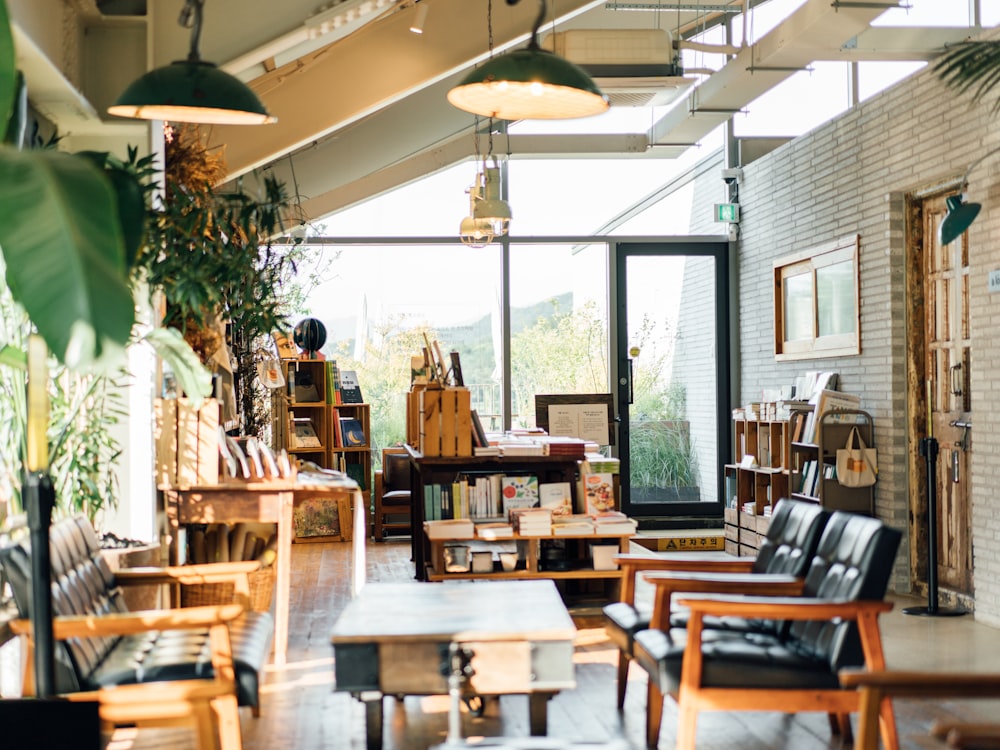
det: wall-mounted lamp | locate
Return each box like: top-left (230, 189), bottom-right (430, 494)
top-left (447, 0), bottom-right (608, 120)
top-left (939, 145), bottom-right (1000, 246)
top-left (108, 0), bottom-right (275, 125)
top-left (409, 2), bottom-right (429, 34)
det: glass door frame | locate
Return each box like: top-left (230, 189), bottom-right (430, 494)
top-left (612, 239), bottom-right (735, 522)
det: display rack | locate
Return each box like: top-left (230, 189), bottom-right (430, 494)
top-left (790, 408), bottom-right (876, 515)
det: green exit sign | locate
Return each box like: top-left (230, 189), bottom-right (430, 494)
top-left (714, 203), bottom-right (740, 222)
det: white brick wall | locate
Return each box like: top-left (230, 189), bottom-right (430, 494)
top-left (722, 59), bottom-right (1000, 612)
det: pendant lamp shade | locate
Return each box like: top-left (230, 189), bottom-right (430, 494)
top-left (108, 0), bottom-right (275, 125)
top-left (448, 45), bottom-right (608, 120)
top-left (448, 0), bottom-right (608, 121)
top-left (938, 194), bottom-right (981, 247)
top-left (109, 60), bottom-right (275, 125)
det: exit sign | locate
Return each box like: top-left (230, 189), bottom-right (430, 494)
top-left (714, 203), bottom-right (740, 222)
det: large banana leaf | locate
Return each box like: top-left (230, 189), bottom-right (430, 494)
top-left (0, 1), bottom-right (135, 370)
top-left (0, 148), bottom-right (135, 369)
top-left (0, 0), bottom-right (15, 140)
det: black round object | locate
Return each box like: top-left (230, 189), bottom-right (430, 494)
top-left (293, 318), bottom-right (327, 353)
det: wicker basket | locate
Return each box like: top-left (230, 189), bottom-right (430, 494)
top-left (180, 566), bottom-right (276, 613)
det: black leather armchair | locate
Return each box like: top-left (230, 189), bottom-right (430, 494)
top-left (604, 498), bottom-right (830, 709)
top-left (633, 511), bottom-right (902, 749)
top-left (0, 514), bottom-right (274, 744)
top-left (373, 447), bottom-right (412, 542)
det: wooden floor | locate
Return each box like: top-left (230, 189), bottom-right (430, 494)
top-left (113, 538), bottom-right (1000, 750)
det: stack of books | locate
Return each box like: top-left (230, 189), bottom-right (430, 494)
top-left (424, 518), bottom-right (475, 540)
top-left (476, 521), bottom-right (514, 540)
top-left (510, 507), bottom-right (552, 536)
top-left (593, 512), bottom-right (638, 536)
top-left (552, 514), bottom-right (595, 536)
top-left (536, 436), bottom-right (588, 458)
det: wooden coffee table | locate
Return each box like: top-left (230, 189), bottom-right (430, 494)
top-left (330, 580), bottom-right (577, 750)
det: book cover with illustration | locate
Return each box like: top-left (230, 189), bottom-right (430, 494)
top-left (582, 472), bottom-right (616, 515)
top-left (500, 475), bottom-right (539, 514)
top-left (339, 417), bottom-right (366, 447)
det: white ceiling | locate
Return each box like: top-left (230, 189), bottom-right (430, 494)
top-left (9, 0), bottom-right (987, 225)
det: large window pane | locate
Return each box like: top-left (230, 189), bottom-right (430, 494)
top-left (817, 259), bottom-right (856, 337)
top-left (783, 272), bottom-right (814, 342)
top-left (295, 244), bottom-right (501, 453)
top-left (509, 244), bottom-right (609, 429)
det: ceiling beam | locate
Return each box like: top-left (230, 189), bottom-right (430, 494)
top-left (647, 0), bottom-right (904, 147)
top-left (208, 0), bottom-right (605, 182)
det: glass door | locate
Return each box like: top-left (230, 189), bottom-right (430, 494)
top-left (615, 242), bottom-right (732, 520)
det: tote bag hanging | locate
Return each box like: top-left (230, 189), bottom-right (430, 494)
top-left (836, 426), bottom-right (877, 488)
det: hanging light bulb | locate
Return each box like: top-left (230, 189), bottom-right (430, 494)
top-left (460, 181), bottom-right (496, 248)
top-left (473, 160), bottom-right (511, 237)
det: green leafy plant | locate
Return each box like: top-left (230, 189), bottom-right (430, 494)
top-left (935, 40), bottom-right (1000, 113)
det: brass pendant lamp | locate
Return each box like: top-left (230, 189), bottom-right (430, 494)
top-left (108, 0), bottom-right (275, 125)
top-left (447, 0), bottom-right (608, 121)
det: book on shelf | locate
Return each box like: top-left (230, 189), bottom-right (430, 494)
top-left (343, 462), bottom-right (367, 490)
top-left (339, 417), bottom-right (366, 447)
top-left (592, 512), bottom-right (638, 536)
top-left (291, 418), bottom-right (322, 449)
top-left (500, 475), bottom-right (539, 514)
top-left (325, 360), bottom-right (342, 405)
top-left (509, 507), bottom-right (552, 536)
top-left (539, 481), bottom-right (573, 517)
top-left (476, 521), bottom-right (514, 540)
top-left (470, 409), bottom-right (490, 449)
top-left (581, 472), bottom-right (616, 515)
top-left (424, 518), bottom-right (475, 540)
top-left (551, 514), bottom-right (595, 535)
top-left (339, 370), bottom-right (364, 404)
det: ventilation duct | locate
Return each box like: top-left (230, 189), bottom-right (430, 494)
top-left (541, 28), bottom-right (696, 107)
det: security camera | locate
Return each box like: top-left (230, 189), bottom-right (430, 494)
top-left (728, 223), bottom-right (740, 242)
top-left (721, 168), bottom-right (743, 184)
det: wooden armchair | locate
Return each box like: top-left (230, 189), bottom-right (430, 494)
top-left (603, 498), bottom-right (829, 709)
top-left (840, 669), bottom-right (1000, 749)
top-left (633, 511), bottom-right (902, 749)
top-left (373, 447), bottom-right (412, 542)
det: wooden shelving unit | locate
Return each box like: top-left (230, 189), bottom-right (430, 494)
top-left (724, 417), bottom-right (795, 556)
top-left (424, 530), bottom-right (632, 582)
top-left (272, 359), bottom-right (372, 540)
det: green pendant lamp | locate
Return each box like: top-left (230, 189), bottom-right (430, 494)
top-left (938, 194), bottom-right (981, 247)
top-left (108, 0), bottom-right (275, 125)
top-left (447, 0), bottom-right (608, 121)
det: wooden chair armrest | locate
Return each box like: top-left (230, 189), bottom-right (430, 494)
top-left (115, 560), bottom-right (261, 586)
top-left (11, 603), bottom-right (244, 640)
top-left (644, 573), bottom-right (805, 628)
top-left (615, 553), bottom-right (755, 572)
top-left (677, 595), bottom-right (893, 620)
top-left (614, 553), bottom-right (755, 605)
top-left (839, 669), bottom-right (1000, 696)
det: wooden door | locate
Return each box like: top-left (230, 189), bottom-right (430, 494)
top-left (922, 192), bottom-right (973, 594)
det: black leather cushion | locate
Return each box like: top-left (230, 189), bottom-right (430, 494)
top-left (381, 490), bottom-right (412, 508)
top-left (382, 452), bottom-right (411, 492)
top-left (633, 511), bottom-right (902, 697)
top-left (604, 498), bottom-right (829, 655)
top-left (0, 515), bottom-right (273, 709)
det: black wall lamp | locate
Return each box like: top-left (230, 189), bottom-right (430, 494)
top-left (108, 0), bottom-right (275, 125)
top-left (447, 0), bottom-right (608, 121)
